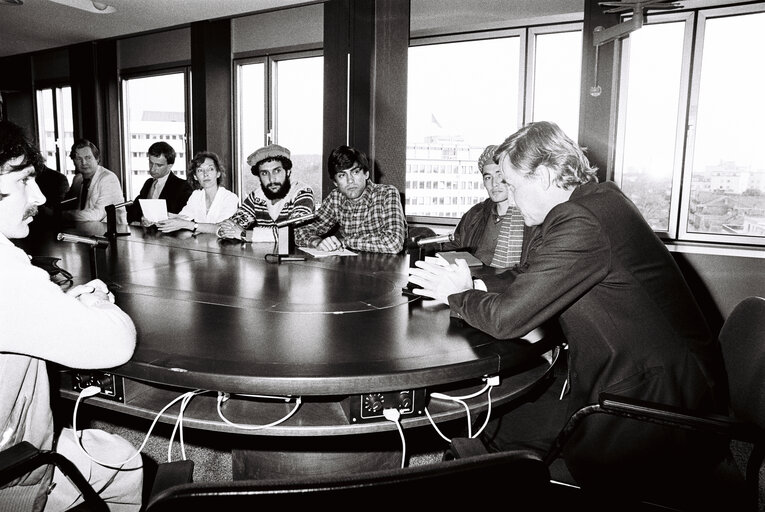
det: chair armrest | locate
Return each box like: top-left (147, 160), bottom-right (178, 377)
top-left (598, 393), bottom-right (755, 440)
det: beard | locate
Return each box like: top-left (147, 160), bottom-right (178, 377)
top-left (262, 177), bottom-right (292, 200)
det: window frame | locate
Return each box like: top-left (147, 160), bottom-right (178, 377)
top-left (406, 24), bottom-right (584, 226)
top-left (119, 67), bottom-right (192, 200)
top-left (233, 49), bottom-right (323, 199)
top-left (613, 3), bottom-right (765, 247)
top-left (613, 11), bottom-right (694, 240)
top-left (678, 3), bottom-right (765, 245)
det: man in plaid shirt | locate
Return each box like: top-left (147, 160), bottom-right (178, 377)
top-left (217, 143), bottom-right (314, 240)
top-left (296, 145), bottom-right (406, 254)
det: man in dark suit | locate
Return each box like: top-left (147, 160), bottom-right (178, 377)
top-left (408, 121), bottom-right (728, 506)
top-left (32, 163), bottom-right (69, 232)
top-left (126, 141), bottom-right (192, 225)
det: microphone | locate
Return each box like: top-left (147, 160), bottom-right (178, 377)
top-left (275, 213), bottom-right (316, 228)
top-left (57, 233), bottom-right (109, 248)
top-left (416, 233), bottom-right (454, 246)
top-left (111, 200), bottom-right (133, 209)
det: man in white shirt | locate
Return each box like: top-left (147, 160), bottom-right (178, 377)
top-left (0, 120), bottom-right (142, 510)
top-left (62, 138), bottom-right (127, 224)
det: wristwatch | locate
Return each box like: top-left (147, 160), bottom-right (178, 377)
top-left (192, 222), bottom-right (198, 233)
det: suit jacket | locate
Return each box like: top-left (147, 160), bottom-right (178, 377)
top-left (449, 181), bottom-right (727, 489)
top-left (32, 166), bottom-right (69, 230)
top-left (63, 166), bottom-right (126, 224)
top-left (127, 172), bottom-right (193, 223)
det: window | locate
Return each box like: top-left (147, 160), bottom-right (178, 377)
top-left (121, 71), bottom-right (190, 201)
top-left (35, 86), bottom-right (75, 183)
top-left (406, 24), bottom-right (582, 220)
top-left (616, 4), bottom-right (765, 245)
top-left (235, 52), bottom-right (323, 202)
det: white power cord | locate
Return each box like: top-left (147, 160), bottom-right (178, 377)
top-left (72, 386), bottom-right (204, 468)
top-left (383, 408), bottom-right (406, 468)
top-left (215, 392), bottom-right (302, 430)
top-left (424, 375), bottom-right (499, 442)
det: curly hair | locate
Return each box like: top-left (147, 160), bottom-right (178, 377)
top-left (0, 121), bottom-right (43, 175)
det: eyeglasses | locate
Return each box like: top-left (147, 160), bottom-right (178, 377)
top-left (196, 166), bottom-right (217, 175)
top-left (335, 166), bottom-right (365, 182)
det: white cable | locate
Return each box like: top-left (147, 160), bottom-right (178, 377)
top-left (429, 380), bottom-right (491, 401)
top-left (424, 407), bottom-right (452, 443)
top-left (72, 387), bottom-right (204, 469)
top-left (167, 390), bottom-right (203, 462)
top-left (427, 377), bottom-right (499, 440)
top-left (383, 408), bottom-right (406, 468)
top-left (216, 392), bottom-right (302, 430)
top-left (471, 386), bottom-right (493, 438)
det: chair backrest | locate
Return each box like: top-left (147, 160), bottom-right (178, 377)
top-left (145, 449), bottom-right (550, 510)
top-left (718, 296), bottom-right (765, 428)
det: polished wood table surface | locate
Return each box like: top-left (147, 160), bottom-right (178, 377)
top-left (19, 222), bottom-right (557, 439)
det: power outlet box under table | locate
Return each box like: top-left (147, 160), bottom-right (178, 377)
top-left (342, 389), bottom-right (428, 423)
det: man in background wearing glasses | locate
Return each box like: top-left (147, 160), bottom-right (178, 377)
top-left (126, 141), bottom-right (193, 226)
top-left (297, 145), bottom-right (406, 254)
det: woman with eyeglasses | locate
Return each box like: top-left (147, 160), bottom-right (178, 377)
top-left (156, 151), bottom-right (239, 234)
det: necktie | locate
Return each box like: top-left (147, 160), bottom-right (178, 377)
top-left (150, 179), bottom-right (159, 199)
top-left (490, 208), bottom-right (525, 268)
top-left (79, 178), bottom-right (91, 210)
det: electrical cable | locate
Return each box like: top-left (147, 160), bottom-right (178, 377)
top-left (425, 376), bottom-right (499, 441)
top-left (383, 408), bottom-right (406, 468)
top-left (167, 389), bottom-right (205, 462)
top-left (72, 386), bottom-right (204, 469)
top-left (216, 392), bottom-right (302, 430)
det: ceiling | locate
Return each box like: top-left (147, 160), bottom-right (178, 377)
top-left (0, 0), bottom-right (323, 58)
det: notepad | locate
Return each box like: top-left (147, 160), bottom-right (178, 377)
top-left (138, 199), bottom-right (168, 223)
top-left (435, 251), bottom-right (483, 267)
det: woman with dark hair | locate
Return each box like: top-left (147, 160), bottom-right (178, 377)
top-left (157, 151), bottom-right (239, 234)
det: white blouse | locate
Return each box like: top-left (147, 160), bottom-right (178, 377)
top-left (177, 187), bottom-right (240, 224)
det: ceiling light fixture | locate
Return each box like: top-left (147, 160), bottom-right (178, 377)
top-left (48, 0), bottom-right (116, 14)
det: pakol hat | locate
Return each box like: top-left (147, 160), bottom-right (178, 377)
top-left (478, 145), bottom-right (498, 173)
top-left (247, 144), bottom-right (291, 167)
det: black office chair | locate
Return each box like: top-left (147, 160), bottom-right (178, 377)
top-left (0, 441), bottom-right (108, 512)
top-left (144, 448), bottom-right (551, 510)
top-left (542, 296), bottom-right (765, 511)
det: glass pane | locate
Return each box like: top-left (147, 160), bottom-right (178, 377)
top-left (533, 30), bottom-right (582, 142)
top-left (123, 73), bottom-right (187, 200)
top-left (60, 87), bottom-right (75, 180)
top-left (406, 38), bottom-right (520, 218)
top-left (238, 62), bottom-right (266, 198)
top-left (619, 22), bottom-right (685, 231)
top-left (36, 89), bottom-right (57, 169)
top-left (687, 11), bottom-right (765, 238)
top-left (274, 56), bottom-right (324, 203)
top-left (35, 87), bottom-right (75, 183)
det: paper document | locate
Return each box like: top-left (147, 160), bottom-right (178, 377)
top-left (250, 227), bottom-right (277, 243)
top-left (300, 247), bottom-right (357, 258)
top-left (139, 199), bottom-right (168, 223)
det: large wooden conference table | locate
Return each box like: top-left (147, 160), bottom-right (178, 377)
top-left (20, 221), bottom-right (558, 477)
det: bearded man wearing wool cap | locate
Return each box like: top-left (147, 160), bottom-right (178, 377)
top-left (217, 143), bottom-right (315, 240)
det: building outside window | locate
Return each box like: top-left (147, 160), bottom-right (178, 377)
top-left (615, 3), bottom-right (765, 246)
top-left (121, 71), bottom-right (189, 201)
top-left (406, 25), bottom-right (582, 221)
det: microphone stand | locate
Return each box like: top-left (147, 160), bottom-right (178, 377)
top-left (57, 233), bottom-right (110, 281)
top-left (104, 200), bottom-right (132, 244)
